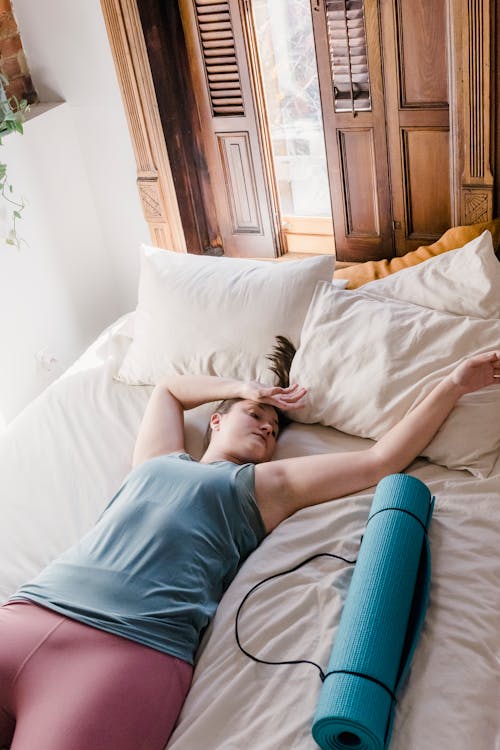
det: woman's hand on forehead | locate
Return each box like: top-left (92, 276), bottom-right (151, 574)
top-left (240, 381), bottom-right (307, 412)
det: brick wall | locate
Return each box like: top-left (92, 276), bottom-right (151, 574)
top-left (0, 0), bottom-right (37, 104)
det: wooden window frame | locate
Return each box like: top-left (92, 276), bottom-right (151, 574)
top-left (101, 0), bottom-right (496, 258)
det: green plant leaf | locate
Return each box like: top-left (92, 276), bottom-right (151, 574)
top-left (0, 75), bottom-right (27, 250)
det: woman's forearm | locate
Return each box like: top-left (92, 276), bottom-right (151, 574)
top-left (371, 376), bottom-right (464, 474)
top-left (132, 375), bottom-right (251, 466)
top-left (157, 374), bottom-right (247, 410)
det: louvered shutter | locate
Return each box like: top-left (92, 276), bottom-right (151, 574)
top-left (311, 0), bottom-right (393, 260)
top-left (195, 1), bottom-right (244, 116)
top-left (325, 0), bottom-right (371, 113)
top-left (180, 0), bottom-right (280, 257)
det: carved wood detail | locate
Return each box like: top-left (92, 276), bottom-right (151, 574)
top-left (460, 0), bottom-right (494, 222)
top-left (137, 175), bottom-right (162, 219)
top-left (462, 188), bottom-right (493, 224)
top-left (467, 0), bottom-right (485, 178)
top-left (100, 0), bottom-right (186, 251)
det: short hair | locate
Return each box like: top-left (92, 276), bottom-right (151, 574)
top-left (203, 335), bottom-right (296, 450)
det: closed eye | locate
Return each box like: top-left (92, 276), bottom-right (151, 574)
top-left (248, 408), bottom-right (278, 438)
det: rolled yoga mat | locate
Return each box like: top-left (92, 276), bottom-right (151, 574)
top-left (312, 473), bottom-right (434, 750)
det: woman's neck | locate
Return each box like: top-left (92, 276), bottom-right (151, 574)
top-left (199, 447), bottom-right (244, 464)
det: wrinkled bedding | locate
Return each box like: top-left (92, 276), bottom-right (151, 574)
top-left (1, 315), bottom-right (499, 750)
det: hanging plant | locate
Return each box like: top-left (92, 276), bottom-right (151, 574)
top-left (0, 73), bottom-right (28, 248)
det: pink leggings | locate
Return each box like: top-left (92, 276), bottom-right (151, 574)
top-left (0, 601), bottom-right (193, 750)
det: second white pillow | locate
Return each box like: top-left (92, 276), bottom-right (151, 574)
top-left (361, 230), bottom-right (500, 317)
top-left (290, 282), bottom-right (500, 477)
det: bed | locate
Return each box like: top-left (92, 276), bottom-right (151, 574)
top-left (1, 228), bottom-right (500, 750)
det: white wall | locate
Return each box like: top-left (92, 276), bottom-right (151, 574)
top-left (0, 1), bottom-right (149, 425)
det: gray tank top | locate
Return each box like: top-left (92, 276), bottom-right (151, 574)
top-left (11, 453), bottom-right (267, 664)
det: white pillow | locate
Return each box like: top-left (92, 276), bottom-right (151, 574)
top-left (362, 230), bottom-right (500, 318)
top-left (117, 246), bottom-right (335, 385)
top-left (290, 282), bottom-right (500, 477)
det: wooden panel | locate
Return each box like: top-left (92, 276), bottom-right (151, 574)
top-left (339, 129), bottom-right (379, 235)
top-left (311, 0), bottom-right (393, 261)
top-left (397, 109), bottom-right (448, 127)
top-left (380, 0), bottom-right (451, 254)
top-left (396, 0), bottom-right (448, 107)
top-left (218, 132), bottom-right (262, 232)
top-left (403, 128), bottom-right (451, 237)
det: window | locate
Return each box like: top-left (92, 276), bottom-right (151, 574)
top-left (251, 0), bottom-right (331, 219)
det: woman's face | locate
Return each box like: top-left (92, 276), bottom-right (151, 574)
top-left (209, 400), bottom-right (279, 464)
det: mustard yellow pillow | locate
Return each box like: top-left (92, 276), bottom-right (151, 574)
top-left (333, 218), bottom-right (500, 289)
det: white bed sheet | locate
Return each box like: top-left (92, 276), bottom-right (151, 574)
top-left (1, 315), bottom-right (499, 750)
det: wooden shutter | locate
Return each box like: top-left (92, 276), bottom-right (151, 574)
top-left (179, 0), bottom-right (281, 257)
top-left (195, 1), bottom-right (244, 116)
top-left (326, 0), bottom-right (371, 114)
top-left (312, 0), bottom-right (393, 261)
top-left (102, 0), bottom-right (495, 260)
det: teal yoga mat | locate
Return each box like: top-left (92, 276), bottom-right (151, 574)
top-left (312, 473), bottom-right (434, 750)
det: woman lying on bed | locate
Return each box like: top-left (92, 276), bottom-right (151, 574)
top-left (0, 348), bottom-right (499, 750)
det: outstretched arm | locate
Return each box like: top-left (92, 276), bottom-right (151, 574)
top-left (132, 375), bottom-right (305, 467)
top-left (255, 351), bottom-right (500, 532)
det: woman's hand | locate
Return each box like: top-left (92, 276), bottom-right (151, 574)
top-left (240, 381), bottom-right (307, 411)
top-left (447, 350), bottom-right (500, 395)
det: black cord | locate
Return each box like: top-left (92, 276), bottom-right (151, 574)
top-left (235, 510), bottom-right (431, 738)
top-left (235, 552), bottom-right (357, 681)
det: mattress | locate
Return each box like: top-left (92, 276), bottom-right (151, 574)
top-left (1, 314), bottom-right (499, 750)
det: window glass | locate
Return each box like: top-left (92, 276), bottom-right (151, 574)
top-left (252, 0), bottom-right (331, 218)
